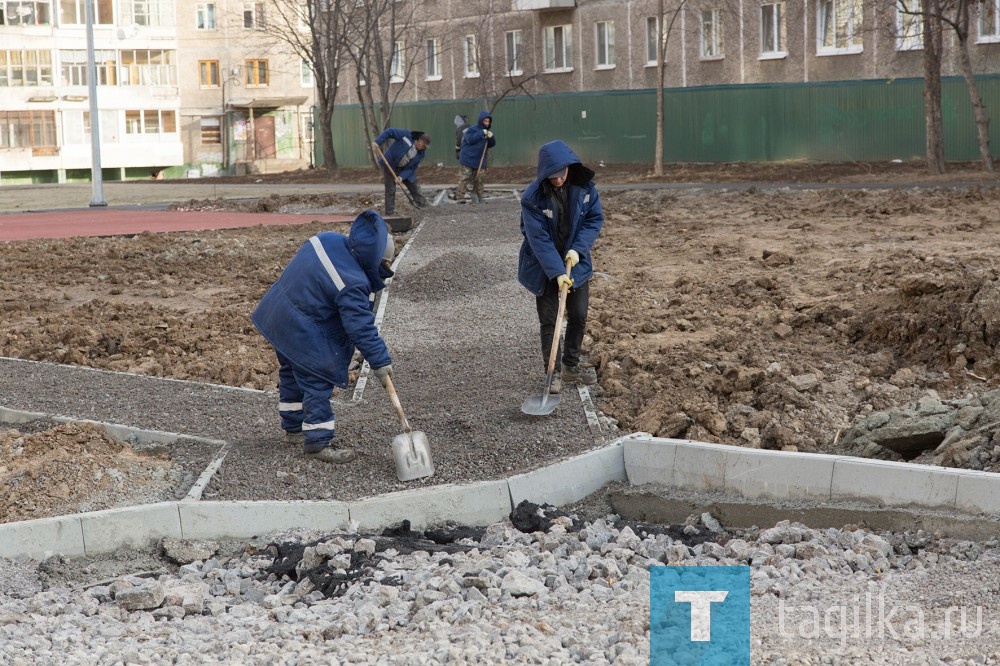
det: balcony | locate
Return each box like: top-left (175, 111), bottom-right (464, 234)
top-left (513, 0), bottom-right (575, 10)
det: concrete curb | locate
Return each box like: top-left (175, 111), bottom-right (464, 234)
top-left (7, 416), bottom-right (1000, 560)
top-left (623, 435), bottom-right (1000, 517)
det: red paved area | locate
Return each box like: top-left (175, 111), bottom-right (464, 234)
top-left (0, 209), bottom-right (354, 242)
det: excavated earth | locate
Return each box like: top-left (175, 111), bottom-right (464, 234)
top-left (2, 161), bottom-right (1000, 522)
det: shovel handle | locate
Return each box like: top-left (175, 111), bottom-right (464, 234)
top-left (383, 375), bottom-right (412, 433)
top-left (544, 259), bottom-right (574, 377)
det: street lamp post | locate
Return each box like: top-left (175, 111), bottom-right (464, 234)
top-left (84, 0), bottom-right (106, 206)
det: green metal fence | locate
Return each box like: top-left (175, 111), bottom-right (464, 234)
top-left (325, 75), bottom-right (1000, 168)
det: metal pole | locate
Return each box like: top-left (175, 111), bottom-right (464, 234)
top-left (84, 0), bottom-right (107, 206)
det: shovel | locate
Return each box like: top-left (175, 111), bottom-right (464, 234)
top-left (372, 142), bottom-right (419, 208)
top-left (384, 375), bottom-right (435, 481)
top-left (521, 259), bottom-right (572, 416)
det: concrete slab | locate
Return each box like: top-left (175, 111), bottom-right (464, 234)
top-left (830, 458), bottom-right (961, 508)
top-left (954, 470), bottom-right (1000, 515)
top-left (669, 439), bottom-right (730, 491)
top-left (178, 501), bottom-right (351, 540)
top-left (348, 480), bottom-right (511, 531)
top-left (0, 515), bottom-right (84, 560)
top-left (622, 437), bottom-right (679, 485)
top-left (81, 503), bottom-right (183, 555)
top-left (508, 445), bottom-right (625, 508)
top-left (723, 447), bottom-right (840, 501)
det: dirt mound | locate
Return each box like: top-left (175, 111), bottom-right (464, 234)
top-left (0, 422), bottom-right (188, 523)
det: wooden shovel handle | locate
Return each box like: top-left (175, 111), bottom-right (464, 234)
top-left (372, 142), bottom-right (416, 205)
top-left (383, 375), bottom-right (412, 433)
top-left (544, 259), bottom-right (573, 376)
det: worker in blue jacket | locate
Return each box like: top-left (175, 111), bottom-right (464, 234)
top-left (518, 140), bottom-right (604, 395)
top-left (252, 210), bottom-right (396, 464)
top-left (373, 128), bottom-right (430, 215)
top-left (455, 111), bottom-right (496, 203)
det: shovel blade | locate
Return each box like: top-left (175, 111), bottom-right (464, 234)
top-left (521, 393), bottom-right (560, 416)
top-left (391, 431), bottom-right (435, 482)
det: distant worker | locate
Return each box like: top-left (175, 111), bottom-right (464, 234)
top-left (373, 128), bottom-right (431, 216)
top-left (455, 111), bottom-right (495, 204)
top-left (517, 140), bottom-right (604, 394)
top-left (252, 210), bottom-right (396, 464)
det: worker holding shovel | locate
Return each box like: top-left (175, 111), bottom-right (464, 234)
top-left (518, 140), bottom-right (604, 396)
top-left (454, 111), bottom-right (496, 204)
top-left (373, 128), bottom-right (431, 216)
top-left (252, 210), bottom-right (397, 464)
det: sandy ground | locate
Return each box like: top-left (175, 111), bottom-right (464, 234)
top-left (2, 160), bottom-right (1000, 522)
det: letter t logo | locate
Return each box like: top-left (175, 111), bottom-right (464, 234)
top-left (674, 590), bottom-right (729, 641)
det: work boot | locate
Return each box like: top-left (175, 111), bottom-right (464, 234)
top-left (306, 446), bottom-right (356, 464)
top-left (549, 376), bottom-right (562, 394)
top-left (284, 430), bottom-right (304, 445)
top-left (561, 364), bottom-right (597, 385)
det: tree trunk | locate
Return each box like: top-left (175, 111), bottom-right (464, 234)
top-left (653, 0), bottom-right (665, 176)
top-left (922, 0), bottom-right (945, 174)
top-left (319, 111), bottom-right (338, 172)
top-left (953, 0), bottom-right (994, 172)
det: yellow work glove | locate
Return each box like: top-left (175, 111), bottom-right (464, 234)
top-left (565, 249), bottom-right (579, 268)
top-left (557, 274), bottom-right (573, 291)
top-left (484, 130), bottom-right (493, 139)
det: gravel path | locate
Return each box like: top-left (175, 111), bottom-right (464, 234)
top-left (0, 198), bottom-right (614, 502)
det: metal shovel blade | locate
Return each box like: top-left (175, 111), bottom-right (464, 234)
top-left (521, 391), bottom-right (560, 416)
top-left (391, 431), bottom-right (435, 482)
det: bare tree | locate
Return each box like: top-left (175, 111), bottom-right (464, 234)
top-left (920, 0), bottom-right (947, 173)
top-left (345, 0), bottom-right (425, 159)
top-left (943, 0), bottom-right (994, 171)
top-left (647, 0), bottom-right (688, 176)
top-left (253, 0), bottom-right (351, 171)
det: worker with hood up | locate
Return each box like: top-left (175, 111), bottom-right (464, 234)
top-left (252, 210), bottom-right (396, 464)
top-left (517, 140), bottom-right (604, 395)
top-left (455, 110), bottom-right (496, 203)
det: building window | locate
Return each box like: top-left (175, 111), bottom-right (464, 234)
top-left (425, 38), bottom-right (440, 80)
top-left (0, 110), bottom-right (56, 147)
top-left (120, 49), bottom-right (175, 86)
top-left (0, 50), bottom-right (53, 86)
top-left (760, 3), bottom-right (786, 57)
top-left (196, 2), bottom-right (215, 29)
top-left (200, 116), bottom-right (221, 144)
top-left (645, 16), bottom-right (660, 65)
top-left (390, 40), bottom-right (405, 81)
top-left (896, 0), bottom-right (923, 49)
top-left (59, 0), bottom-right (111, 25)
top-left (979, 0), bottom-right (1000, 41)
top-left (199, 60), bottom-right (219, 87)
top-left (463, 34), bottom-right (479, 77)
top-left (700, 9), bottom-right (723, 58)
top-left (0, 0), bottom-right (52, 25)
top-left (595, 20), bottom-right (615, 68)
top-left (543, 24), bottom-right (572, 71)
top-left (505, 30), bottom-right (522, 75)
top-left (124, 109), bottom-right (177, 137)
top-left (243, 1), bottom-right (264, 29)
top-left (300, 59), bottom-right (314, 86)
top-left (120, 0), bottom-right (173, 27)
top-left (817, 0), bottom-right (863, 54)
top-left (245, 59), bottom-right (268, 86)
top-left (60, 49), bottom-right (116, 85)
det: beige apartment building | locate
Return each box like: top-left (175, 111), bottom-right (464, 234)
top-left (0, 0), bottom-right (313, 183)
top-left (2, 0), bottom-right (999, 182)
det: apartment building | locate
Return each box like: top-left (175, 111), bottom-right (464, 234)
top-left (337, 0), bottom-right (1000, 102)
top-left (0, 0), bottom-right (313, 183)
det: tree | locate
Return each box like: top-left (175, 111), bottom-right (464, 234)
top-left (943, 0), bottom-right (994, 171)
top-left (344, 0), bottom-right (425, 160)
top-left (647, 0), bottom-right (688, 176)
top-left (920, 0), bottom-right (947, 174)
top-left (254, 0), bottom-right (351, 171)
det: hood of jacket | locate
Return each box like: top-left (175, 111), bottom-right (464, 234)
top-left (477, 110), bottom-right (492, 128)
top-left (347, 210), bottom-right (392, 289)
top-left (533, 140), bottom-right (595, 185)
